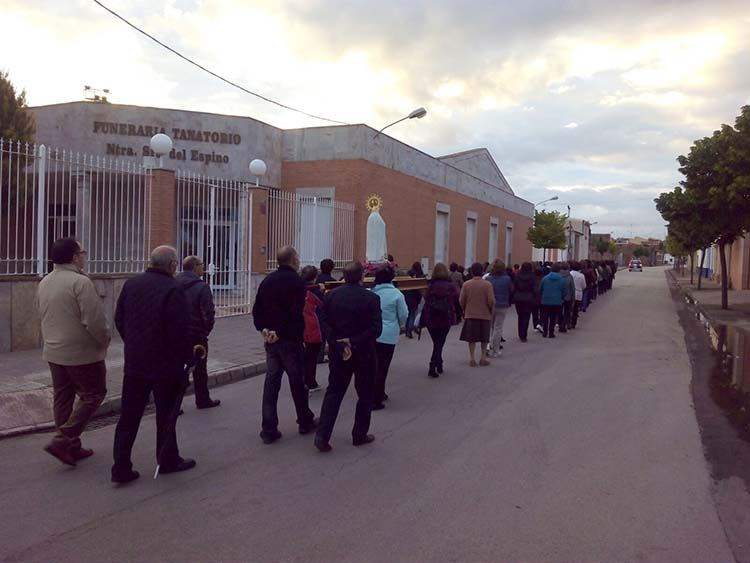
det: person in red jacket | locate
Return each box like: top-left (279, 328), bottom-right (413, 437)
top-left (301, 265), bottom-right (325, 393)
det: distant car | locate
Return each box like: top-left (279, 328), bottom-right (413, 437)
top-left (628, 260), bottom-right (643, 272)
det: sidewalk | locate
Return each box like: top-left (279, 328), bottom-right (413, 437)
top-left (667, 267), bottom-right (750, 329)
top-left (0, 315), bottom-right (266, 437)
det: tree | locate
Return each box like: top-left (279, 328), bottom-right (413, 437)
top-left (673, 106), bottom-right (750, 308)
top-left (633, 246), bottom-right (649, 258)
top-left (607, 239), bottom-right (619, 260)
top-left (527, 210), bottom-right (567, 261)
top-left (593, 237), bottom-right (610, 258)
top-left (0, 70), bottom-right (35, 145)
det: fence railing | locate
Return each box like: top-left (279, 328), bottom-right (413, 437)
top-left (176, 170), bottom-right (253, 317)
top-left (266, 190), bottom-right (355, 271)
top-left (0, 138), bottom-right (152, 276)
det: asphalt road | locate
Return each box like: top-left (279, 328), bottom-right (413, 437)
top-left (0, 267), bottom-right (735, 562)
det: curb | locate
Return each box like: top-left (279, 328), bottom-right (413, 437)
top-left (0, 360), bottom-right (267, 440)
top-left (666, 269), bottom-right (718, 325)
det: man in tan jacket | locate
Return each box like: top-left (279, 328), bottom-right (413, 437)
top-left (38, 237), bottom-right (111, 466)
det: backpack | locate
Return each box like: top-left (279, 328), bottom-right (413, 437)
top-left (428, 291), bottom-right (450, 317)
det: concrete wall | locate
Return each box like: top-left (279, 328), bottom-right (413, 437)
top-left (282, 126), bottom-right (534, 218)
top-left (0, 276), bottom-right (128, 353)
top-left (28, 102), bottom-right (283, 186)
top-left (281, 159), bottom-right (533, 268)
top-left (438, 149), bottom-right (513, 194)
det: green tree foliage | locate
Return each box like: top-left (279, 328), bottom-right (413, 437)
top-left (632, 246), bottom-right (649, 258)
top-left (0, 70), bottom-right (35, 145)
top-left (527, 210), bottom-right (567, 256)
top-left (655, 105), bottom-right (750, 308)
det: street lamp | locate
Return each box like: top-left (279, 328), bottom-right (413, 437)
top-left (534, 196), bottom-right (559, 207)
top-left (373, 107), bottom-right (427, 138)
top-left (150, 133), bottom-right (173, 168)
top-left (249, 159), bottom-right (267, 187)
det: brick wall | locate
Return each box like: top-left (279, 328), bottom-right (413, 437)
top-left (281, 159), bottom-right (533, 268)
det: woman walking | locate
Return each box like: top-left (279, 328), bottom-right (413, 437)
top-left (419, 263), bottom-right (459, 377)
top-left (486, 260), bottom-right (513, 357)
top-left (539, 264), bottom-right (566, 338)
top-left (371, 265), bottom-right (408, 410)
top-left (301, 265), bottom-right (325, 392)
top-left (513, 262), bottom-right (538, 342)
top-left (459, 262), bottom-right (495, 367)
top-left (404, 261), bottom-right (425, 338)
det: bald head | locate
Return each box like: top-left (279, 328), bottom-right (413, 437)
top-left (150, 245), bottom-right (178, 275)
top-left (277, 246), bottom-right (299, 270)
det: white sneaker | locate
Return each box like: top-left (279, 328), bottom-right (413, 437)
top-left (535, 324), bottom-right (543, 332)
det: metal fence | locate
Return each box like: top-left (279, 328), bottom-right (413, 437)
top-left (266, 190), bottom-right (355, 271)
top-left (0, 138), bottom-right (151, 276)
top-left (176, 170), bottom-right (253, 317)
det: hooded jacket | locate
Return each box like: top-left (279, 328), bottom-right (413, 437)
top-left (539, 272), bottom-right (567, 306)
top-left (371, 283), bottom-right (409, 345)
top-left (512, 271), bottom-right (538, 305)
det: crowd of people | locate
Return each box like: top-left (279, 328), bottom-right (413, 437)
top-left (36, 236), bottom-right (616, 484)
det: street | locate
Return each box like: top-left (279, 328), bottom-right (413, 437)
top-left (0, 267), bottom-right (734, 562)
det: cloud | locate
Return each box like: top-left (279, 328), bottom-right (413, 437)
top-left (563, 122), bottom-right (579, 129)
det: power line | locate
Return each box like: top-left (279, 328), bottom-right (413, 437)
top-left (91, 0), bottom-right (348, 125)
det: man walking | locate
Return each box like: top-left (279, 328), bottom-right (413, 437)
top-left (38, 237), bottom-right (110, 466)
top-left (252, 246), bottom-right (317, 444)
top-left (176, 255), bottom-right (220, 409)
top-left (558, 262), bottom-right (575, 333)
top-left (570, 261), bottom-right (587, 329)
top-left (111, 246), bottom-right (195, 484)
top-left (539, 264), bottom-right (566, 338)
top-left (314, 261), bottom-right (382, 452)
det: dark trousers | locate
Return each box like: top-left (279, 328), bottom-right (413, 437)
top-left (112, 374), bottom-right (182, 473)
top-left (581, 288), bottom-right (591, 311)
top-left (560, 301), bottom-right (573, 331)
top-left (515, 302), bottom-right (533, 340)
top-left (540, 305), bottom-right (561, 336)
top-left (262, 340), bottom-right (315, 436)
top-left (49, 361), bottom-right (107, 440)
top-left (374, 342), bottom-right (396, 405)
top-left (532, 304), bottom-right (540, 328)
top-left (191, 339), bottom-right (212, 407)
top-left (571, 300), bottom-right (581, 328)
top-left (316, 349), bottom-right (375, 443)
top-left (427, 326), bottom-right (450, 368)
top-left (304, 342), bottom-right (322, 388)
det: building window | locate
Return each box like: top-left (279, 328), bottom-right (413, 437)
top-left (435, 203), bottom-right (451, 265)
top-left (505, 222), bottom-right (514, 265)
top-left (489, 217), bottom-right (499, 261)
top-left (466, 211), bottom-right (478, 266)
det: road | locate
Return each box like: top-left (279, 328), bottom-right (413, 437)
top-left (0, 267), bottom-right (735, 562)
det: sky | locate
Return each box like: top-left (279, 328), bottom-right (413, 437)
top-left (4, 0), bottom-right (750, 239)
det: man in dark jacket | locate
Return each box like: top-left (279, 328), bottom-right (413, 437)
top-left (176, 256), bottom-right (219, 409)
top-left (314, 261), bottom-right (382, 452)
top-left (111, 246), bottom-right (194, 484)
top-left (252, 246), bottom-right (317, 444)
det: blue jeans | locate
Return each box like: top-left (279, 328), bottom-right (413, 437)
top-left (262, 339), bottom-right (315, 436)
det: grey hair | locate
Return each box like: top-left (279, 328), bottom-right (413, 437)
top-left (277, 245), bottom-right (297, 266)
top-left (150, 245), bottom-right (178, 270)
top-left (183, 255), bottom-right (202, 271)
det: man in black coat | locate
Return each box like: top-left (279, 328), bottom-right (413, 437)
top-left (111, 246), bottom-right (194, 484)
top-left (176, 256), bottom-right (219, 409)
top-left (252, 246), bottom-right (317, 444)
top-left (314, 261), bottom-right (382, 452)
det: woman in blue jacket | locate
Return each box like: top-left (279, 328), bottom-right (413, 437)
top-left (539, 264), bottom-right (567, 338)
top-left (371, 265), bottom-right (409, 410)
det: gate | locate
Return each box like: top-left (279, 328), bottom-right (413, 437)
top-left (1, 138), bottom-right (152, 276)
top-left (175, 170), bottom-right (253, 317)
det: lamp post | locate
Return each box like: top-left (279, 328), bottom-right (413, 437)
top-left (534, 196), bottom-right (559, 207)
top-left (373, 107), bottom-right (427, 138)
top-left (149, 133), bottom-right (173, 168)
top-left (249, 159), bottom-right (267, 187)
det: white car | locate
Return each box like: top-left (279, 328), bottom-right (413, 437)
top-left (628, 260), bottom-right (643, 272)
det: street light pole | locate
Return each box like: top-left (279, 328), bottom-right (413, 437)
top-left (373, 107), bottom-right (427, 138)
top-left (534, 196), bottom-right (559, 207)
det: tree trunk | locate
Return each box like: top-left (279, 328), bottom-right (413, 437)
top-left (719, 240), bottom-right (729, 310)
top-left (689, 253), bottom-right (694, 284)
top-left (697, 249), bottom-right (707, 290)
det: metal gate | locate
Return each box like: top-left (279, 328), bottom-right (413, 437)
top-left (175, 170), bottom-right (253, 317)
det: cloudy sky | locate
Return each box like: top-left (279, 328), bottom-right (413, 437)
top-left (4, 0), bottom-right (750, 238)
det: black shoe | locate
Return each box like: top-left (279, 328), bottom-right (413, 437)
top-left (160, 458), bottom-right (196, 474)
top-left (260, 430), bottom-right (283, 444)
top-left (436, 365), bottom-right (444, 375)
top-left (549, 333), bottom-right (556, 338)
top-left (111, 468), bottom-right (140, 484)
top-left (178, 409), bottom-right (184, 417)
top-left (383, 394), bottom-right (389, 402)
top-left (315, 439), bottom-right (332, 452)
top-left (500, 337), bottom-right (506, 343)
top-left (520, 337), bottom-right (527, 342)
top-left (299, 417), bottom-right (320, 435)
top-left (428, 365), bottom-right (439, 378)
top-left (196, 399), bottom-right (221, 409)
top-left (542, 333), bottom-right (548, 338)
top-left (372, 403), bottom-right (386, 411)
top-left (353, 434), bottom-right (375, 446)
